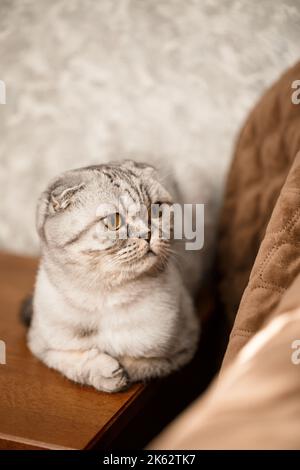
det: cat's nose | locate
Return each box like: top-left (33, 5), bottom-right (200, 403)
top-left (145, 229), bottom-right (151, 243)
top-left (138, 229), bottom-right (151, 243)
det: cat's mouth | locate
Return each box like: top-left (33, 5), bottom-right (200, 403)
top-left (118, 244), bottom-right (168, 276)
top-left (147, 245), bottom-right (156, 255)
top-left (146, 250), bottom-right (156, 259)
top-left (144, 244), bottom-right (169, 267)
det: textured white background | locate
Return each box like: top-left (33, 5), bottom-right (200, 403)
top-left (0, 0), bottom-right (300, 255)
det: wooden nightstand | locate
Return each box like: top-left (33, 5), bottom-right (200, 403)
top-left (0, 251), bottom-right (226, 450)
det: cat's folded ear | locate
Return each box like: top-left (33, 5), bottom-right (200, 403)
top-left (36, 173), bottom-right (85, 238)
top-left (122, 159), bottom-right (157, 177)
top-left (49, 182), bottom-right (85, 213)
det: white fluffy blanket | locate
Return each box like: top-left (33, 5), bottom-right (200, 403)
top-left (0, 0), bottom-right (299, 254)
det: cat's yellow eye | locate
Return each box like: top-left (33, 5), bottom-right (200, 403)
top-left (103, 213), bottom-right (123, 231)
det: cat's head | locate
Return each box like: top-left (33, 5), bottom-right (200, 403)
top-left (37, 161), bottom-right (174, 284)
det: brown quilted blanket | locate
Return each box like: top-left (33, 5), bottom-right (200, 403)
top-left (218, 61), bottom-right (300, 325)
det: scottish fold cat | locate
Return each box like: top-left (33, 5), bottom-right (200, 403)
top-left (24, 160), bottom-right (212, 392)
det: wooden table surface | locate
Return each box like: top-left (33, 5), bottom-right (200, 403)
top-left (0, 251), bottom-right (225, 450)
top-left (0, 251), bottom-right (147, 450)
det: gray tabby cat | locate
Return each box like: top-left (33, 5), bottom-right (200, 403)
top-left (25, 160), bottom-right (202, 392)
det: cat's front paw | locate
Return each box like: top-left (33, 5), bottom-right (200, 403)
top-left (88, 353), bottom-right (130, 393)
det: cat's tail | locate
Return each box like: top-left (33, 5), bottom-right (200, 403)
top-left (20, 295), bottom-right (33, 327)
